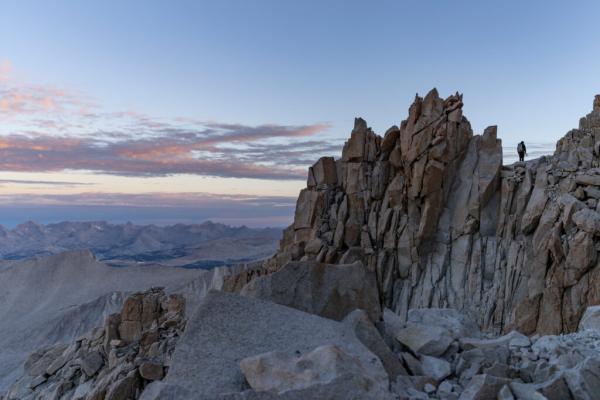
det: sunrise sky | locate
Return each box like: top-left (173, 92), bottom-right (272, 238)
top-left (1, 0), bottom-right (599, 226)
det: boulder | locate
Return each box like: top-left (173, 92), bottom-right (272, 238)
top-left (294, 189), bottom-right (323, 230)
top-left (497, 385), bottom-right (515, 400)
top-left (6, 288), bottom-right (184, 400)
top-left (407, 308), bottom-right (481, 339)
top-left (239, 344), bottom-right (388, 396)
top-left (460, 331), bottom-right (530, 351)
top-left (458, 374), bottom-right (510, 400)
top-left (521, 188), bottom-right (548, 234)
top-left (419, 355), bottom-right (451, 381)
top-left (342, 310), bottom-right (408, 380)
top-left (575, 174), bottom-right (600, 187)
top-left (139, 362), bottom-right (165, 381)
top-left (395, 323), bottom-right (453, 357)
top-left (565, 357), bottom-right (600, 399)
top-left (80, 350), bottom-right (104, 377)
top-left (240, 260), bottom-right (381, 322)
top-left (105, 370), bottom-right (141, 400)
top-left (158, 291), bottom-right (390, 399)
top-left (308, 157), bottom-right (337, 188)
top-left (510, 376), bottom-right (573, 400)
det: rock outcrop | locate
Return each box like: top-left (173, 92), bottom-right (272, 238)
top-left (239, 91), bottom-right (600, 336)
top-left (240, 260), bottom-right (381, 322)
top-left (4, 288), bottom-right (185, 400)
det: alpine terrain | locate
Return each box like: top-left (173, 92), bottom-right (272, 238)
top-left (4, 91), bottom-right (600, 400)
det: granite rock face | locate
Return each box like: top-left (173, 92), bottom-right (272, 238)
top-left (247, 91), bottom-right (600, 336)
top-left (240, 260), bottom-right (381, 322)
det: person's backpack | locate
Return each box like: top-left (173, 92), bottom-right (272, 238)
top-left (517, 142), bottom-right (525, 153)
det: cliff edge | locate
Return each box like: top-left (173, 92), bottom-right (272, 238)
top-left (236, 90), bottom-right (600, 336)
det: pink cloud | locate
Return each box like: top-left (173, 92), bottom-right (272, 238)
top-left (0, 126), bottom-right (333, 179)
top-left (0, 63), bottom-right (337, 180)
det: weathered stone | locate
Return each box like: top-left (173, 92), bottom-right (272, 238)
top-left (576, 174), bottom-right (600, 186)
top-left (566, 231), bottom-right (596, 283)
top-left (458, 374), bottom-right (510, 400)
top-left (24, 344), bottom-right (68, 377)
top-left (166, 294), bottom-right (185, 316)
top-left (240, 260), bottom-right (381, 322)
top-left (381, 126), bottom-right (400, 154)
top-left (304, 238), bottom-right (324, 255)
top-left (119, 320), bottom-right (143, 343)
top-left (239, 345), bottom-right (389, 396)
top-left (294, 189), bottom-right (323, 230)
top-left (565, 357), bottom-right (600, 399)
top-left (395, 323), bottom-right (453, 357)
top-left (460, 331), bottom-right (530, 351)
top-left (139, 362), bottom-right (165, 381)
top-left (342, 309), bottom-right (408, 380)
top-left (572, 208), bottom-right (600, 234)
top-left (521, 188), bottom-right (548, 234)
top-left (28, 375), bottom-right (46, 389)
top-left (105, 370), bottom-right (141, 400)
top-left (342, 118), bottom-right (368, 162)
top-left (8, 288), bottom-right (184, 400)
top-left (497, 385), bottom-right (515, 400)
top-left (309, 157), bottom-right (338, 187)
top-left (420, 355), bottom-right (451, 381)
top-left (81, 350), bottom-right (104, 377)
top-left (121, 295), bottom-right (143, 321)
top-left (510, 376), bottom-right (573, 400)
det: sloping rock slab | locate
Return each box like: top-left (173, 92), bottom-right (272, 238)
top-left (240, 260), bottom-right (381, 322)
top-left (155, 291), bottom-right (389, 399)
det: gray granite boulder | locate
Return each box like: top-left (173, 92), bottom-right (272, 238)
top-left (240, 260), bottom-right (381, 322)
top-left (238, 344), bottom-right (389, 396)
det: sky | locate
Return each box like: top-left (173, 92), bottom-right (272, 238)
top-left (0, 0), bottom-right (599, 227)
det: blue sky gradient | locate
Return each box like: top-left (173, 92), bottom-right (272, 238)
top-left (0, 0), bottom-right (599, 226)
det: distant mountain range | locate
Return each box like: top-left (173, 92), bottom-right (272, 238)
top-left (0, 220), bottom-right (282, 268)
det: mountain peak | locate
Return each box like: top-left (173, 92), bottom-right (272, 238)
top-left (239, 91), bottom-right (600, 337)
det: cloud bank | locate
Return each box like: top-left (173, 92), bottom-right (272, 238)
top-left (0, 61), bottom-right (341, 180)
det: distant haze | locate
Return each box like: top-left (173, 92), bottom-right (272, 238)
top-left (0, 205), bottom-right (294, 228)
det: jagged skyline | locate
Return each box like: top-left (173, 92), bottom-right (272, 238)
top-left (0, 1), bottom-right (598, 226)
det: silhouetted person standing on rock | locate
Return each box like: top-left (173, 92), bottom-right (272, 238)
top-left (517, 141), bottom-right (526, 162)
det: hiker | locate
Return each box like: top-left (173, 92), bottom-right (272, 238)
top-left (517, 141), bottom-right (527, 162)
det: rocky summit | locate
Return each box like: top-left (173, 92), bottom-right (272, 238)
top-left (247, 89), bottom-right (600, 337)
top-left (5, 91), bottom-right (600, 400)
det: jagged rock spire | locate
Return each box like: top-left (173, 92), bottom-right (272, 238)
top-left (245, 91), bottom-right (600, 337)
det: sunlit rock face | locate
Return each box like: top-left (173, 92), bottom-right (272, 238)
top-left (248, 91), bottom-right (600, 336)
